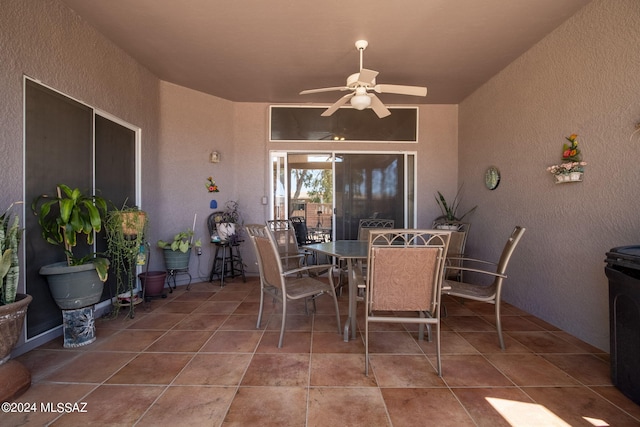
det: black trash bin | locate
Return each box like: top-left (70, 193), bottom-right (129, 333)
top-left (604, 245), bottom-right (640, 405)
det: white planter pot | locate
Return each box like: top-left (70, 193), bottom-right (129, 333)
top-left (217, 223), bottom-right (236, 240)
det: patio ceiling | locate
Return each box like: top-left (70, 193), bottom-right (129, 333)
top-left (60, 0), bottom-right (591, 105)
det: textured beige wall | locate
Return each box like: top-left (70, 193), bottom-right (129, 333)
top-left (459, 0), bottom-right (640, 350)
top-left (1, 0), bottom-right (161, 351)
top-left (1, 0), bottom-right (161, 280)
top-left (150, 82), bottom-right (234, 274)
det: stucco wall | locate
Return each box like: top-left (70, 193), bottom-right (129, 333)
top-left (1, 0), bottom-right (160, 351)
top-left (459, 0), bottom-right (640, 350)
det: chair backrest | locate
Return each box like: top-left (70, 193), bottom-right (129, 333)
top-left (290, 216), bottom-right (311, 245)
top-left (443, 223), bottom-right (470, 280)
top-left (358, 218), bottom-right (395, 241)
top-left (366, 229), bottom-right (450, 314)
top-left (447, 223), bottom-right (470, 257)
top-left (266, 219), bottom-right (299, 254)
top-left (246, 224), bottom-right (284, 291)
top-left (495, 226), bottom-right (526, 276)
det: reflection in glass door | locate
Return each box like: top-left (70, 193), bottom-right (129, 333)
top-left (335, 153), bottom-right (405, 240)
top-left (271, 151), bottom-right (415, 241)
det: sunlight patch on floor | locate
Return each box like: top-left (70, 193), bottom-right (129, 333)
top-left (583, 416), bottom-right (610, 426)
top-left (486, 397), bottom-right (572, 427)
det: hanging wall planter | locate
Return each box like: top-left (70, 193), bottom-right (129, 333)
top-left (547, 134), bottom-right (586, 184)
top-left (553, 172), bottom-right (583, 184)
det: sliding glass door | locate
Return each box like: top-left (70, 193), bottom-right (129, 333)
top-left (271, 151), bottom-right (415, 240)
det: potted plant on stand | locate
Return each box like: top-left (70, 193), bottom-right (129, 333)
top-left (0, 202), bottom-right (32, 401)
top-left (434, 185), bottom-right (477, 230)
top-left (31, 184), bottom-right (109, 347)
top-left (157, 228), bottom-right (201, 291)
top-left (105, 205), bottom-right (149, 318)
top-left (217, 200), bottom-right (242, 241)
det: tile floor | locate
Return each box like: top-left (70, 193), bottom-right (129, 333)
top-left (4, 276), bottom-right (640, 426)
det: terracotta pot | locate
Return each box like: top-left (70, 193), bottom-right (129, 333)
top-left (139, 271), bottom-right (167, 297)
top-left (0, 294), bottom-right (32, 365)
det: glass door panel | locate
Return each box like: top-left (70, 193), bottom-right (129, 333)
top-left (288, 153), bottom-right (333, 241)
top-left (270, 151), bottom-right (415, 241)
top-left (334, 153), bottom-right (405, 240)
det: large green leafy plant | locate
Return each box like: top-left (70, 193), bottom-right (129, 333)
top-left (31, 184), bottom-right (109, 281)
top-left (157, 228), bottom-right (201, 253)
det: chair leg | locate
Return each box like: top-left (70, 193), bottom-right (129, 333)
top-left (257, 288), bottom-right (265, 329)
top-left (331, 290), bottom-right (341, 335)
top-left (418, 311), bottom-right (425, 341)
top-left (495, 301), bottom-right (505, 350)
top-left (435, 322), bottom-right (442, 377)
top-left (365, 318), bottom-right (370, 376)
top-left (278, 298), bottom-right (287, 348)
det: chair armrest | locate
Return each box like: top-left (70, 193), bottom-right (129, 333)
top-left (444, 265), bottom-right (507, 279)
top-left (279, 254), bottom-right (305, 261)
top-left (446, 256), bottom-right (497, 267)
top-left (283, 264), bottom-right (335, 277)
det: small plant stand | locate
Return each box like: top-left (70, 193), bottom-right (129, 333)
top-left (105, 209), bottom-right (148, 319)
top-left (209, 240), bottom-right (246, 286)
top-left (166, 267), bottom-right (192, 291)
top-left (62, 306), bottom-right (96, 347)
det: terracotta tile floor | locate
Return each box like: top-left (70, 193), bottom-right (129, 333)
top-left (4, 276), bottom-right (640, 426)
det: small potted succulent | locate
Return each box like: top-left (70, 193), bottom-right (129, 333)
top-left (157, 228), bottom-right (201, 271)
top-left (434, 184), bottom-right (477, 230)
top-left (217, 200), bottom-right (242, 242)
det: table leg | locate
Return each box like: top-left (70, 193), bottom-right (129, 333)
top-left (344, 258), bottom-right (358, 341)
top-left (220, 245), bottom-right (227, 287)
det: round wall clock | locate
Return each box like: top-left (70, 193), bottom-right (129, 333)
top-left (485, 166), bottom-right (501, 190)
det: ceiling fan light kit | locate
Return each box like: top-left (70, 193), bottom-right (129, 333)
top-left (300, 40), bottom-right (427, 118)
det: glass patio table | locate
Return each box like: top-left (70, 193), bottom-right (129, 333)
top-left (302, 240), bottom-right (368, 341)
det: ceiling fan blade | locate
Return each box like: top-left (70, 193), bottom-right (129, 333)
top-left (357, 68), bottom-right (379, 86)
top-left (321, 93), bottom-right (353, 117)
top-left (300, 86), bottom-right (349, 95)
top-left (373, 84), bottom-right (427, 97)
top-left (369, 94), bottom-right (391, 118)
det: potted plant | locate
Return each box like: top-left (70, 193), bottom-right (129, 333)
top-left (217, 200), bottom-right (242, 241)
top-left (157, 228), bottom-right (201, 271)
top-left (434, 185), bottom-right (477, 230)
top-left (0, 202), bottom-right (32, 401)
top-left (32, 185), bottom-right (110, 311)
top-left (105, 205), bottom-right (148, 317)
top-left (546, 133), bottom-right (587, 183)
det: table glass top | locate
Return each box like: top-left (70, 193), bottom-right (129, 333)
top-left (303, 240), bottom-right (368, 259)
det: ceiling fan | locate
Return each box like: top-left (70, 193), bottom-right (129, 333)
top-left (299, 40), bottom-right (427, 118)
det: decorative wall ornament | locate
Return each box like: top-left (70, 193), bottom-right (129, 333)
top-left (206, 177), bottom-right (220, 192)
top-left (547, 134), bottom-right (586, 184)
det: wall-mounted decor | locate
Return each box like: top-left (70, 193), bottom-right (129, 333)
top-left (206, 177), bottom-right (220, 193)
top-left (546, 133), bottom-right (587, 184)
top-left (484, 166), bottom-right (501, 190)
